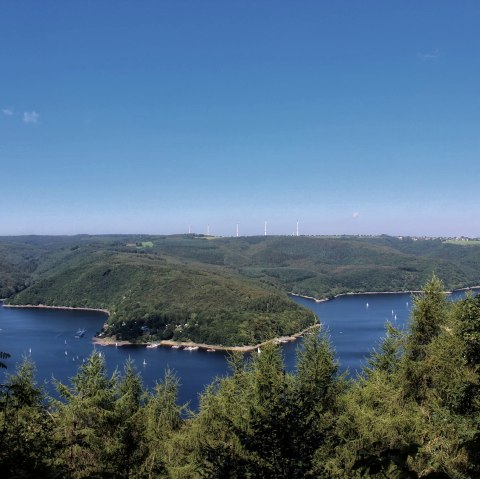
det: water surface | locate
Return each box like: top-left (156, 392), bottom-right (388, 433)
top-left (0, 289), bottom-right (474, 408)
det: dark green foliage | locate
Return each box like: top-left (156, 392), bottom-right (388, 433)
top-left (352, 443), bottom-right (450, 478)
top-left (113, 359), bottom-right (148, 478)
top-left (54, 352), bottom-right (122, 478)
top-left (141, 369), bottom-right (185, 477)
top-left (52, 354), bottom-right (186, 478)
top-left (176, 334), bottom-right (343, 478)
top-left (290, 331), bottom-right (344, 476)
top-left (406, 275), bottom-right (448, 361)
top-left (3, 236), bottom-right (316, 346)
top-left (0, 358), bottom-right (59, 478)
top-left (456, 292), bottom-right (480, 366)
top-left (400, 276), bottom-right (449, 404)
top-left (365, 322), bottom-right (403, 377)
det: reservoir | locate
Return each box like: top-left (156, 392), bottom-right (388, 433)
top-left (0, 289), bottom-right (474, 408)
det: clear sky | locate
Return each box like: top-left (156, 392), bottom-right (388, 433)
top-left (1, 1), bottom-right (479, 237)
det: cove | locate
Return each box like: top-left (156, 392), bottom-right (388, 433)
top-left (0, 289), bottom-right (474, 409)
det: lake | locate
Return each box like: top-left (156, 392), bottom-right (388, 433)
top-left (0, 289), bottom-right (474, 408)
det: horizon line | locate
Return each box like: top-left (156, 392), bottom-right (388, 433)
top-left (0, 233), bottom-right (477, 240)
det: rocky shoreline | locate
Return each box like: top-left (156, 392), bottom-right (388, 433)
top-left (92, 323), bottom-right (321, 353)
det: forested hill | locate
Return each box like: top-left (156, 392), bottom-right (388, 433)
top-left (2, 234), bottom-right (480, 346)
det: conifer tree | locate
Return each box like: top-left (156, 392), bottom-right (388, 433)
top-left (179, 343), bottom-right (294, 478)
top-left (365, 322), bottom-right (403, 378)
top-left (55, 351), bottom-right (120, 478)
top-left (181, 336), bottom-right (344, 479)
top-left (293, 329), bottom-right (342, 476)
top-left (456, 292), bottom-right (480, 369)
top-left (0, 357), bottom-right (58, 478)
top-left (407, 275), bottom-right (447, 361)
top-left (243, 342), bottom-right (295, 478)
top-left (448, 294), bottom-right (480, 476)
top-left (141, 369), bottom-right (185, 478)
top-left (403, 275), bottom-right (448, 402)
top-left (113, 358), bottom-right (148, 478)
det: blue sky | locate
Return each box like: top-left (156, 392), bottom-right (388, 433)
top-left (1, 1), bottom-right (479, 236)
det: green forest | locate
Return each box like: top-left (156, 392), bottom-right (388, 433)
top-left (2, 234), bottom-right (480, 345)
top-left (1, 277), bottom-right (479, 478)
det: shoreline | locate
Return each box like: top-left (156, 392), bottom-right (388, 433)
top-left (289, 285), bottom-right (480, 303)
top-left (289, 292), bottom-right (329, 303)
top-left (1, 301), bottom-right (317, 352)
top-left (2, 303), bottom-right (110, 315)
top-left (92, 324), bottom-right (321, 353)
top-left (289, 289), bottom-right (423, 303)
top-left (4, 283), bottom-right (479, 352)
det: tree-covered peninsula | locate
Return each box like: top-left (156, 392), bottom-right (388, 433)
top-left (2, 234), bottom-right (480, 346)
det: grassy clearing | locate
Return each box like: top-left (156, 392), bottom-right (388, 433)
top-left (444, 239), bottom-right (480, 246)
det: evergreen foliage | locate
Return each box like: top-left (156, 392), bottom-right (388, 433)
top-left (407, 275), bottom-right (448, 361)
top-left (0, 358), bottom-right (60, 478)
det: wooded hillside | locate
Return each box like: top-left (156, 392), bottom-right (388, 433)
top-left (2, 234), bottom-right (480, 345)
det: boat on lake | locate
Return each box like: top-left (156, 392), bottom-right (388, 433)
top-left (184, 346), bottom-right (199, 351)
top-left (146, 343), bottom-right (159, 348)
top-left (74, 328), bottom-right (86, 338)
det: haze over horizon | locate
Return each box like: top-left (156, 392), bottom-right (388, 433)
top-left (2, 2), bottom-right (479, 237)
top-left (0, 230), bottom-right (476, 240)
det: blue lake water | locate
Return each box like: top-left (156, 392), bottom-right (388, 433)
top-left (0, 289), bottom-right (475, 409)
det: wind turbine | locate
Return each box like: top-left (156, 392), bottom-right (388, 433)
top-left (264, 221), bottom-right (267, 236)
